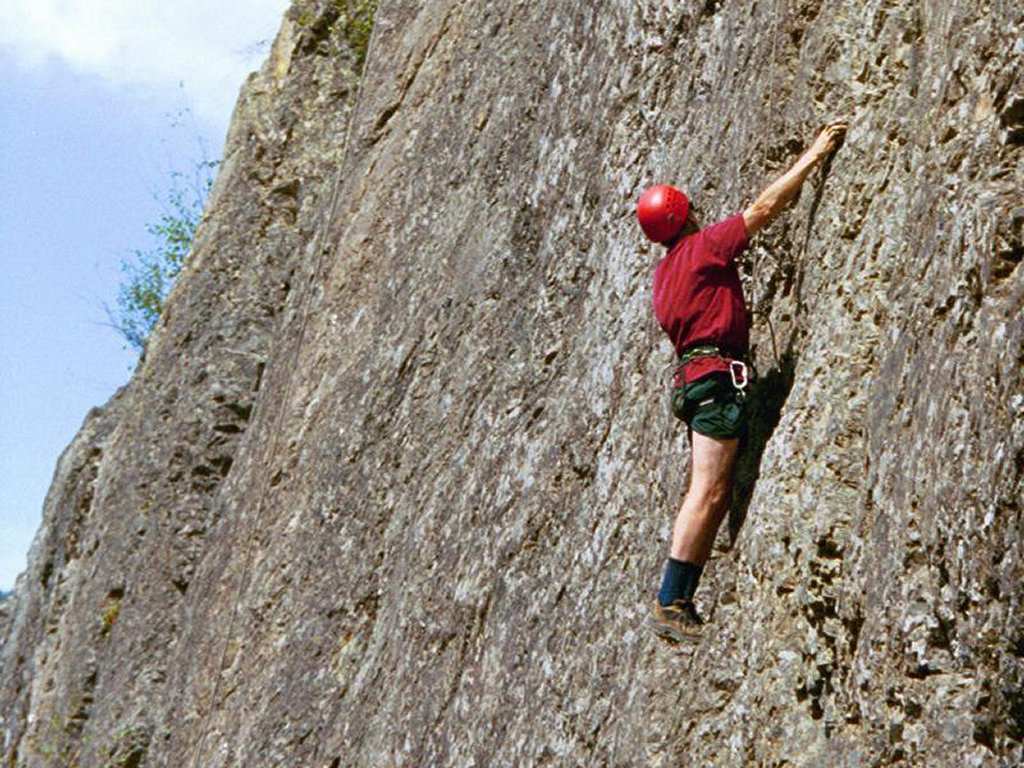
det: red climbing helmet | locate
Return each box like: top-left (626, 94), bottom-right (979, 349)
top-left (636, 184), bottom-right (690, 244)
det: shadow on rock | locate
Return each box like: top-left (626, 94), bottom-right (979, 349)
top-left (728, 352), bottom-right (797, 544)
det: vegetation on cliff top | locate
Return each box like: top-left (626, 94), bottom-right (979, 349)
top-left (339, 0), bottom-right (378, 70)
top-left (296, 0), bottom-right (378, 71)
top-left (104, 103), bottom-right (218, 356)
top-left (109, 2), bottom-right (379, 356)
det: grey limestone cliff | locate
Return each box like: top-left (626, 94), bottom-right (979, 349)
top-left (0, 592), bottom-right (11, 657)
top-left (2, 0), bottom-right (1022, 766)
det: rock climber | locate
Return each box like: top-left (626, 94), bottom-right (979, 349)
top-left (641, 121), bottom-right (848, 643)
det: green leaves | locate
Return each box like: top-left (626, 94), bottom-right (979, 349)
top-left (108, 160), bottom-right (217, 355)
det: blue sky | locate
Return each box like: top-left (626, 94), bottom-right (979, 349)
top-left (0, 1), bottom-right (289, 591)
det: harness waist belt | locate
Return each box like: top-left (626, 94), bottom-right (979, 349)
top-left (677, 344), bottom-right (744, 365)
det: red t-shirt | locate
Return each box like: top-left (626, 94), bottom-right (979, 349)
top-left (652, 213), bottom-right (751, 383)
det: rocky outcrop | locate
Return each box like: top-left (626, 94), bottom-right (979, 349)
top-left (0, 592), bottom-right (12, 656)
top-left (2, 0), bottom-right (1022, 766)
top-left (0, 1), bottom-right (364, 764)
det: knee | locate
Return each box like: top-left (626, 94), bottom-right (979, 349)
top-left (688, 481), bottom-right (731, 515)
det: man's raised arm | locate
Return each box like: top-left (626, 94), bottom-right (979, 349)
top-left (742, 121), bottom-right (848, 237)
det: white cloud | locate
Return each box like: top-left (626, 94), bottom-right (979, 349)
top-left (0, 0), bottom-right (292, 129)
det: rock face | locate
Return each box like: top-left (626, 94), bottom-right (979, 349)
top-left (0, 593), bottom-right (11, 656)
top-left (2, 0), bottom-right (1022, 765)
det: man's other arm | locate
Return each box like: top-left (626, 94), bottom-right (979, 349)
top-left (743, 122), bottom-right (848, 237)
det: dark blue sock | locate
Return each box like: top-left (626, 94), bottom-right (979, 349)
top-left (658, 558), bottom-right (703, 606)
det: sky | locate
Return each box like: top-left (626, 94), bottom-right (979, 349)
top-left (0, 0), bottom-right (290, 591)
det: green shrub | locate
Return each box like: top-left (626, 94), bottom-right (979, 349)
top-left (106, 158), bottom-right (217, 355)
top-left (102, 93), bottom-right (218, 355)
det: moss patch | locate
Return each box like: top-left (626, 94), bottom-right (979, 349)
top-left (333, 0), bottom-right (379, 71)
top-left (100, 590), bottom-right (124, 636)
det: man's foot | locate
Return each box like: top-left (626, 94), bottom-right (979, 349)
top-left (648, 599), bottom-right (704, 643)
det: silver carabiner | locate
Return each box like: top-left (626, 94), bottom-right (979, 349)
top-left (729, 360), bottom-right (748, 392)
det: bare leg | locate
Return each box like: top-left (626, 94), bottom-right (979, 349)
top-left (671, 431), bottom-right (740, 564)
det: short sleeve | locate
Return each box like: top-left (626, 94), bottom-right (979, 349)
top-left (697, 213), bottom-right (750, 269)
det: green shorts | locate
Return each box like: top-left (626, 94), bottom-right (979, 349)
top-left (671, 372), bottom-right (748, 440)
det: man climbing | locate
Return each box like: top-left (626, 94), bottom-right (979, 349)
top-left (640, 121), bottom-right (848, 643)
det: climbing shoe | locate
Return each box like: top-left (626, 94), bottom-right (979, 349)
top-left (648, 599), bottom-right (704, 643)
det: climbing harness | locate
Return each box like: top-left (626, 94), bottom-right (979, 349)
top-left (676, 343), bottom-right (725, 367)
top-left (672, 344), bottom-right (752, 402)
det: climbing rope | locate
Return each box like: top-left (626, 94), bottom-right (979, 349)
top-left (748, 0), bottom-right (785, 370)
top-left (762, 0), bottom-right (781, 172)
top-left (189, 10), bottom-right (382, 766)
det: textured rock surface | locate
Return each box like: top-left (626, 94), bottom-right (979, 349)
top-left (3, 0), bottom-right (1023, 765)
top-left (0, 593), bottom-right (11, 657)
top-left (0, 1), bottom-right (362, 763)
